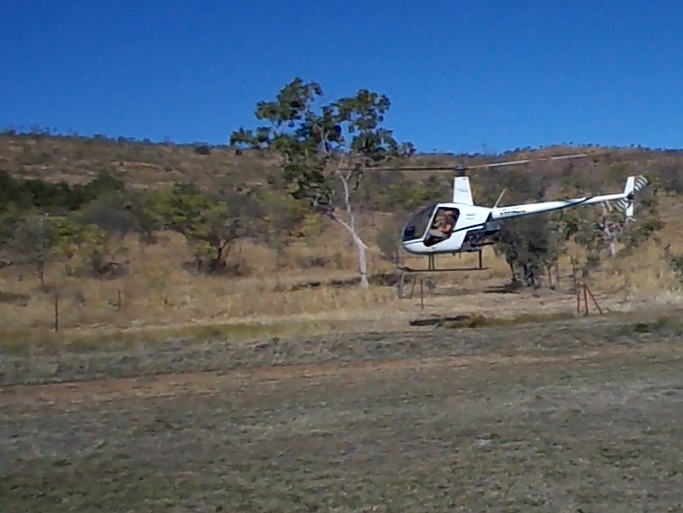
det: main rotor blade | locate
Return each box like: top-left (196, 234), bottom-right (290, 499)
top-left (358, 152), bottom-right (589, 172)
top-left (466, 153), bottom-right (589, 169)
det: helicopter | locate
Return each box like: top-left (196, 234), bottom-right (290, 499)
top-left (376, 153), bottom-right (648, 269)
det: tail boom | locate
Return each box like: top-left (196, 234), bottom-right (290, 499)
top-left (490, 175), bottom-right (648, 221)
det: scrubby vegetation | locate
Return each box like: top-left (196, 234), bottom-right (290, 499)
top-left (2, 80), bottom-right (683, 333)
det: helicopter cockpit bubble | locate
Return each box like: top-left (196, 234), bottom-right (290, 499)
top-left (401, 203), bottom-right (437, 243)
top-left (423, 206), bottom-right (460, 246)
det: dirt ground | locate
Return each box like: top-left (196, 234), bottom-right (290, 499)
top-left (1, 312), bottom-right (683, 512)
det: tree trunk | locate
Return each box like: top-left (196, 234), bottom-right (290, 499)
top-left (334, 169), bottom-right (369, 289)
top-left (355, 233), bottom-right (369, 289)
top-left (208, 241), bottom-right (226, 273)
top-left (331, 213), bottom-right (369, 289)
top-left (599, 203), bottom-right (617, 257)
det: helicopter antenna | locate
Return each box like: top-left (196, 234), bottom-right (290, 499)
top-left (493, 188), bottom-right (507, 209)
top-left (353, 152), bottom-right (589, 172)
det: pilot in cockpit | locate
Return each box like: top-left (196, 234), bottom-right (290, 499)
top-left (427, 209), bottom-right (456, 240)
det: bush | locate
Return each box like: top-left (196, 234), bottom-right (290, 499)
top-left (670, 254), bottom-right (683, 284)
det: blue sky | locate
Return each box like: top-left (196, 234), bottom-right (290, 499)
top-left (2, 0), bottom-right (682, 154)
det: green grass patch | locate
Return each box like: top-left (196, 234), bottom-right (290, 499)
top-left (0, 318), bottom-right (355, 355)
top-left (440, 311), bottom-right (579, 329)
top-left (628, 316), bottom-right (683, 335)
top-left (0, 465), bottom-right (199, 513)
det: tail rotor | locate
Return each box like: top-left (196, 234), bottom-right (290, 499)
top-left (613, 175), bottom-right (648, 220)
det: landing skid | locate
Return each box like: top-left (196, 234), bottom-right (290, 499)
top-left (397, 250), bottom-right (487, 300)
top-left (399, 250), bottom-right (487, 273)
top-left (399, 266), bottom-right (489, 273)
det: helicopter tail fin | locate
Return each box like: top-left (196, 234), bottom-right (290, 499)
top-left (614, 175), bottom-right (648, 219)
top-left (453, 176), bottom-right (474, 205)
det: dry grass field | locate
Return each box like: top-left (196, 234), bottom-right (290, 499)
top-left (1, 191), bottom-right (682, 335)
top-left (2, 311), bottom-right (683, 512)
top-left (1, 210), bottom-right (682, 341)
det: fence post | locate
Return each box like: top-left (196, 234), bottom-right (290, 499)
top-left (585, 285), bottom-right (604, 315)
top-left (396, 270), bottom-right (404, 299)
top-left (408, 275), bottom-right (416, 299)
top-left (54, 293), bottom-right (59, 332)
top-left (583, 284), bottom-right (589, 315)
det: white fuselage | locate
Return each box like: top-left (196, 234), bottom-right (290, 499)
top-left (401, 191), bottom-right (631, 255)
top-left (402, 204), bottom-right (492, 254)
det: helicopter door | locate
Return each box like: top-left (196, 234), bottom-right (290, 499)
top-left (424, 207), bottom-right (460, 246)
top-left (401, 203), bottom-right (437, 242)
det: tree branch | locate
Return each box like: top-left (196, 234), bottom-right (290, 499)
top-left (328, 209), bottom-right (367, 249)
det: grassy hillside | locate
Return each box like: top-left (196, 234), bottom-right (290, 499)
top-left (1, 130), bottom-right (682, 336)
top-left (4, 130), bottom-right (683, 198)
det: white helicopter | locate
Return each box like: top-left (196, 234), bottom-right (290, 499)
top-left (393, 154), bottom-right (648, 263)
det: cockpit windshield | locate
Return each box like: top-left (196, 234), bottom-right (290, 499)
top-left (402, 204), bottom-right (462, 245)
top-left (401, 203), bottom-right (437, 242)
